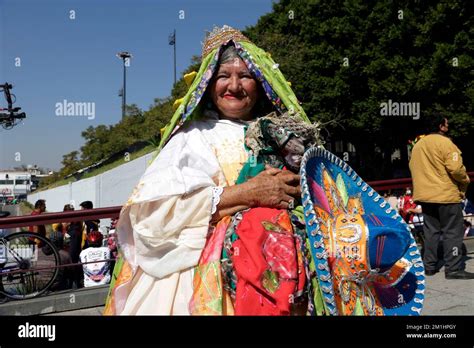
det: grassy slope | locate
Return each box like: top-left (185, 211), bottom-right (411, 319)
top-left (35, 145), bottom-right (157, 192)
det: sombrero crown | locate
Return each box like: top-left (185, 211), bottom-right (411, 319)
top-left (300, 147), bottom-right (425, 316)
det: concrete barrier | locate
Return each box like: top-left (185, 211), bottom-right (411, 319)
top-left (28, 152), bottom-right (156, 213)
top-left (0, 285), bottom-right (108, 316)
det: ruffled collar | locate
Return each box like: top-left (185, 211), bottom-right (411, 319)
top-left (203, 109), bottom-right (252, 126)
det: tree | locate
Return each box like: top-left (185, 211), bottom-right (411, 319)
top-left (125, 104), bottom-right (142, 117)
top-left (80, 125), bottom-right (114, 164)
top-left (244, 0), bottom-right (473, 179)
top-left (60, 151), bottom-right (82, 176)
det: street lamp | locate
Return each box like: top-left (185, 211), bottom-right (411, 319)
top-left (168, 30), bottom-right (176, 85)
top-left (116, 51), bottom-right (132, 120)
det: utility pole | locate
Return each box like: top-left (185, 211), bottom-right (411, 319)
top-left (116, 51), bottom-right (132, 120)
top-left (169, 30), bottom-right (176, 85)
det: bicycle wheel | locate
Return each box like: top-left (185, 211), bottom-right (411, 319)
top-left (0, 232), bottom-right (59, 300)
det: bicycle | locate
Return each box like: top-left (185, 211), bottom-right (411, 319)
top-left (0, 230), bottom-right (59, 300)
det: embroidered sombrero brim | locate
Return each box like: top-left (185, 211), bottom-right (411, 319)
top-left (300, 147), bottom-right (425, 316)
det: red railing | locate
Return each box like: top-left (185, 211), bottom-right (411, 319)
top-left (0, 206), bottom-right (121, 229)
top-left (0, 173), bottom-right (473, 229)
top-left (367, 171), bottom-right (474, 191)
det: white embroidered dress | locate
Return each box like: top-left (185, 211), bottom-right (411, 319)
top-left (115, 113), bottom-right (248, 315)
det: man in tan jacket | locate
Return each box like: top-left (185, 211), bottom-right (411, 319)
top-left (409, 114), bottom-right (471, 279)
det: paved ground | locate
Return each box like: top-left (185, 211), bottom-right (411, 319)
top-left (46, 306), bottom-right (104, 316)
top-left (421, 241), bottom-right (474, 315)
top-left (0, 285), bottom-right (108, 315)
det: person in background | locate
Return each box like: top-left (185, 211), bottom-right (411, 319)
top-left (79, 231), bottom-right (111, 288)
top-left (28, 199), bottom-right (47, 247)
top-left (107, 218), bottom-right (119, 273)
top-left (463, 198), bottom-right (474, 215)
top-left (58, 204), bottom-right (76, 252)
top-left (52, 204), bottom-right (75, 236)
top-left (464, 220), bottom-right (474, 238)
top-left (385, 190), bottom-right (399, 211)
top-left (67, 217), bottom-right (84, 289)
top-left (399, 188), bottom-right (416, 223)
top-left (47, 231), bottom-right (73, 291)
top-left (406, 204), bottom-right (425, 250)
top-left (79, 201), bottom-right (100, 249)
top-left (409, 113), bottom-right (471, 279)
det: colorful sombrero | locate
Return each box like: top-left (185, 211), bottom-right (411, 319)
top-left (300, 147), bottom-right (425, 316)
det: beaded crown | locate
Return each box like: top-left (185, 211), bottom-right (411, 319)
top-left (202, 25), bottom-right (252, 58)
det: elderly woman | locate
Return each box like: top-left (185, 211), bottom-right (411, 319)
top-left (104, 26), bottom-right (315, 315)
top-left (104, 26), bottom-right (424, 316)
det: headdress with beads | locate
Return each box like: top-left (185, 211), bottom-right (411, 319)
top-left (201, 25), bottom-right (252, 59)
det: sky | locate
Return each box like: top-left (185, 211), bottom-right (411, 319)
top-left (0, 0), bottom-right (274, 171)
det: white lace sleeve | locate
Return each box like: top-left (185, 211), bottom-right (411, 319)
top-left (211, 186), bottom-right (224, 215)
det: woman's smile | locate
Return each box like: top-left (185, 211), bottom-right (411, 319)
top-left (210, 58), bottom-right (258, 121)
top-left (223, 94), bottom-right (241, 100)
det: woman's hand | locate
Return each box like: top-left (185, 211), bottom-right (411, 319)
top-left (211, 166), bottom-right (301, 223)
top-left (245, 166), bottom-right (301, 210)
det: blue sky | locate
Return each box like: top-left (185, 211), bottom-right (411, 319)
top-left (0, 0), bottom-right (274, 170)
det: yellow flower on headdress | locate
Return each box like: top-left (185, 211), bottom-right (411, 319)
top-left (173, 97), bottom-right (184, 111)
top-left (287, 81), bottom-right (292, 87)
top-left (160, 126), bottom-right (167, 138)
top-left (184, 71), bottom-right (197, 87)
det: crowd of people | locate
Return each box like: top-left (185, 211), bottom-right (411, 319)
top-left (29, 199), bottom-right (117, 291)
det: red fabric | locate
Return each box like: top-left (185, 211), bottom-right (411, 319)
top-left (28, 210), bottom-right (46, 237)
top-left (400, 195), bottom-right (416, 223)
top-left (295, 236), bottom-right (306, 297)
top-left (28, 210), bottom-right (46, 247)
top-left (232, 207), bottom-right (299, 315)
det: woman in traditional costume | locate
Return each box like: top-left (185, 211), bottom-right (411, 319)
top-left (104, 26), bottom-right (425, 316)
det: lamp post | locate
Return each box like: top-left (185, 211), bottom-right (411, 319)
top-left (116, 51), bottom-right (132, 120)
top-left (168, 30), bottom-right (176, 85)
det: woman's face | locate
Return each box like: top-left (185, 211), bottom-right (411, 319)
top-left (209, 57), bottom-right (259, 121)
